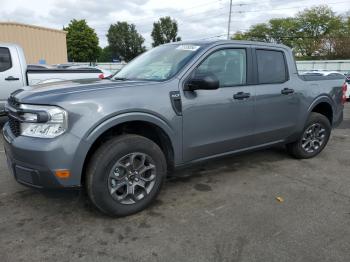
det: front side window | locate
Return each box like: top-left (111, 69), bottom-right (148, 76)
top-left (0, 48), bottom-right (12, 72)
top-left (257, 49), bottom-right (287, 84)
top-left (195, 49), bottom-right (247, 87)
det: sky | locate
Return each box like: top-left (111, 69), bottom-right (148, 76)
top-left (0, 0), bottom-right (349, 48)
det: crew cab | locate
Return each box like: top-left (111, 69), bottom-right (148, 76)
top-left (0, 43), bottom-right (106, 113)
top-left (3, 40), bottom-right (346, 217)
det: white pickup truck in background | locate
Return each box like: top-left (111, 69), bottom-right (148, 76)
top-left (0, 43), bottom-right (105, 114)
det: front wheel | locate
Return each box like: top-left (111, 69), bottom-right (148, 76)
top-left (86, 134), bottom-right (167, 217)
top-left (286, 112), bottom-right (331, 159)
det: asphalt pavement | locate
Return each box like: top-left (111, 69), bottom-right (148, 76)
top-left (0, 105), bottom-right (350, 262)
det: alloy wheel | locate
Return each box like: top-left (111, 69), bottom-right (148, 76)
top-left (301, 123), bottom-right (326, 153)
top-left (107, 152), bottom-right (156, 205)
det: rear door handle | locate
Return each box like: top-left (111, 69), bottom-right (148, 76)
top-left (5, 76), bottom-right (20, 81)
top-left (233, 92), bottom-right (250, 100)
top-left (281, 88), bottom-right (294, 95)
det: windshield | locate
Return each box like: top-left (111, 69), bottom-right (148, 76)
top-left (114, 44), bottom-right (204, 81)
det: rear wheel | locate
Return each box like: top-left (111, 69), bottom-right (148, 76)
top-left (286, 112), bottom-right (331, 159)
top-left (86, 134), bottom-right (167, 217)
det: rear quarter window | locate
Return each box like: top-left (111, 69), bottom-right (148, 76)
top-left (0, 47), bottom-right (12, 72)
top-left (256, 49), bottom-right (288, 84)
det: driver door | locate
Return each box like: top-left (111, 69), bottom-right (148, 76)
top-left (181, 47), bottom-right (256, 162)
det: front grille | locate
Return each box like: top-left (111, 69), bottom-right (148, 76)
top-left (6, 94), bottom-right (22, 137)
top-left (8, 116), bottom-right (20, 137)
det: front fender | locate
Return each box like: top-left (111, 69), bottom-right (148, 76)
top-left (83, 111), bottom-right (176, 144)
top-left (76, 112), bottom-right (182, 176)
top-left (70, 111), bottom-right (181, 184)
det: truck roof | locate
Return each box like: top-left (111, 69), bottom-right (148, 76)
top-left (166, 39), bottom-right (290, 50)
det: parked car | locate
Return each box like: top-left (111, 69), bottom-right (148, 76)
top-left (66, 65), bottom-right (113, 79)
top-left (3, 40), bottom-right (346, 216)
top-left (0, 43), bottom-right (105, 114)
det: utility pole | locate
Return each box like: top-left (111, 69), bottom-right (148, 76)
top-left (227, 0), bottom-right (233, 40)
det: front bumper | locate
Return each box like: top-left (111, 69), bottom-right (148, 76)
top-left (3, 122), bottom-right (86, 189)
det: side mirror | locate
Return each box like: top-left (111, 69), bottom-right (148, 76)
top-left (185, 73), bottom-right (219, 91)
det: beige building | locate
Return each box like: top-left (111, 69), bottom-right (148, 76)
top-left (0, 22), bottom-right (67, 64)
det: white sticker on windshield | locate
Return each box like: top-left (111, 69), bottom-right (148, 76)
top-left (176, 45), bottom-right (200, 51)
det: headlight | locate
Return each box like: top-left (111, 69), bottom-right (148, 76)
top-left (19, 104), bottom-right (68, 138)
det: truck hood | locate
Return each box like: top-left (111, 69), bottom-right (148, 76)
top-left (28, 78), bottom-right (104, 90)
top-left (13, 78), bottom-right (158, 103)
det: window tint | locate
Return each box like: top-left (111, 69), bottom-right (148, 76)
top-left (0, 48), bottom-right (12, 72)
top-left (257, 50), bottom-right (287, 84)
top-left (196, 49), bottom-right (246, 87)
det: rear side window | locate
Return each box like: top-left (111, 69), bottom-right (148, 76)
top-left (256, 50), bottom-right (287, 84)
top-left (0, 47), bottom-right (12, 72)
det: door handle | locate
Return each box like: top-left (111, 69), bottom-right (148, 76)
top-left (281, 88), bottom-right (294, 95)
top-left (233, 92), bottom-right (250, 100)
top-left (5, 76), bottom-right (20, 81)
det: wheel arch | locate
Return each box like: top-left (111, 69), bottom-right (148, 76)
top-left (308, 96), bottom-right (334, 125)
top-left (80, 113), bottom-right (178, 185)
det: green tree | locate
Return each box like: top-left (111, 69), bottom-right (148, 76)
top-left (151, 16), bottom-right (181, 47)
top-left (232, 19), bottom-right (298, 47)
top-left (294, 5), bottom-right (341, 56)
top-left (107, 22), bottom-right (146, 62)
top-left (64, 19), bottom-right (99, 62)
top-left (268, 18), bottom-right (299, 47)
top-left (232, 23), bottom-right (270, 42)
top-left (232, 5), bottom-right (349, 59)
top-left (232, 31), bottom-right (247, 40)
top-left (323, 15), bottom-right (350, 58)
top-left (98, 46), bottom-right (113, 62)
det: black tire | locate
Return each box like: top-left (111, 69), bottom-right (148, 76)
top-left (286, 112), bottom-right (331, 159)
top-left (86, 134), bottom-right (167, 217)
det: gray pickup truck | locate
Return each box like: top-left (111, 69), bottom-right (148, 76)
top-left (3, 40), bottom-right (346, 216)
